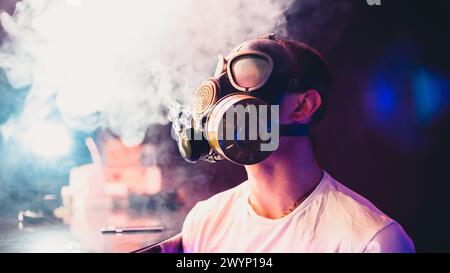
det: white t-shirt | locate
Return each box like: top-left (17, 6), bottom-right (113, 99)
top-left (181, 171), bottom-right (415, 253)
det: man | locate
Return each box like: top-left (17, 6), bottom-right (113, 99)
top-left (170, 35), bottom-right (414, 253)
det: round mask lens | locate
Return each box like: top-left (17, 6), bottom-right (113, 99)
top-left (230, 55), bottom-right (271, 90)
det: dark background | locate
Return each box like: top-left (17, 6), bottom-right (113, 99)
top-left (0, 0), bottom-right (449, 252)
top-left (287, 0), bottom-right (450, 251)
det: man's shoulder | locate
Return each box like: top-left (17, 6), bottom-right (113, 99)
top-left (321, 172), bottom-right (398, 243)
top-left (186, 181), bottom-right (248, 223)
top-left (323, 173), bottom-right (392, 224)
top-left (181, 181), bottom-right (248, 252)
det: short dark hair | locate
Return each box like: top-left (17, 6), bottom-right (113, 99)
top-left (279, 39), bottom-right (332, 124)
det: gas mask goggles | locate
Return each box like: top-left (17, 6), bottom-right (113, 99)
top-left (172, 36), bottom-right (311, 165)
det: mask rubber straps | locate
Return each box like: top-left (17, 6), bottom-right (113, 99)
top-left (280, 124), bottom-right (310, 136)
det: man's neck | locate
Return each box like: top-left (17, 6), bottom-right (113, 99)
top-left (245, 137), bottom-right (323, 219)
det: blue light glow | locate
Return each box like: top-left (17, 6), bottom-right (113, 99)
top-left (413, 69), bottom-right (449, 124)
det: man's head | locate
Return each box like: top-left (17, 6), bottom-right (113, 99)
top-left (228, 35), bottom-right (331, 127)
top-left (172, 34), bottom-right (331, 165)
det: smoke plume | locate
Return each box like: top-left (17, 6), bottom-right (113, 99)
top-left (0, 0), bottom-right (294, 146)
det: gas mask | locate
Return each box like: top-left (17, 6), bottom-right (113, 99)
top-left (172, 34), bottom-right (312, 165)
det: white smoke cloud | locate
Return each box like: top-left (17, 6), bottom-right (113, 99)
top-left (0, 0), bottom-right (293, 146)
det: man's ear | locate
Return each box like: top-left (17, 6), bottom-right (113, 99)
top-left (290, 90), bottom-right (322, 123)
